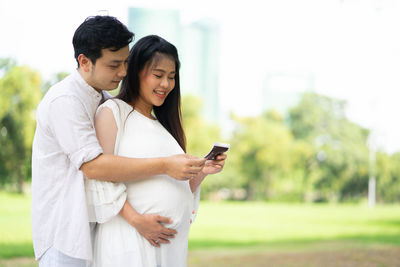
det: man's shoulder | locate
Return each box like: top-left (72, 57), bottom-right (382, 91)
top-left (44, 74), bottom-right (81, 102)
top-left (38, 75), bottom-right (84, 113)
top-left (49, 74), bottom-right (76, 95)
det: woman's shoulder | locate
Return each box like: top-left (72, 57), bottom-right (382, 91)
top-left (98, 99), bottom-right (132, 113)
top-left (96, 98), bottom-right (133, 122)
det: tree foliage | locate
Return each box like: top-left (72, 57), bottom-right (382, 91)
top-left (1, 61), bottom-right (400, 203)
top-left (287, 93), bottom-right (371, 202)
top-left (0, 59), bottom-right (42, 192)
top-left (181, 95), bottom-right (229, 197)
top-left (182, 95), bottom-right (221, 156)
top-left (229, 112), bottom-right (294, 200)
top-left (181, 92), bottom-right (400, 203)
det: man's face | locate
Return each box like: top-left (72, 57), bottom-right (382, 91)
top-left (86, 46), bottom-right (130, 92)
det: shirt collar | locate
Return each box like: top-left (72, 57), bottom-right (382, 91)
top-left (71, 69), bottom-right (103, 99)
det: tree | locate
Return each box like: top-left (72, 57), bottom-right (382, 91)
top-left (375, 152), bottom-right (400, 202)
top-left (181, 95), bottom-right (229, 197)
top-left (0, 59), bottom-right (42, 192)
top-left (41, 71), bottom-right (69, 93)
top-left (229, 111), bottom-right (295, 200)
top-left (288, 93), bottom-right (370, 202)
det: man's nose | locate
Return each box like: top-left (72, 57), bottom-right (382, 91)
top-left (118, 63), bottom-right (127, 77)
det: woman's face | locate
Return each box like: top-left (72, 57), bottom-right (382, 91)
top-left (136, 54), bottom-right (176, 114)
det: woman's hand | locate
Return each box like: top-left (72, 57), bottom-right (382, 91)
top-left (189, 154), bottom-right (227, 192)
top-left (130, 213), bottom-right (177, 247)
top-left (120, 201), bottom-right (177, 247)
top-left (201, 153), bottom-right (227, 175)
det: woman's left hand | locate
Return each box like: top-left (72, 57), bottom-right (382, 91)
top-left (201, 154), bottom-right (227, 175)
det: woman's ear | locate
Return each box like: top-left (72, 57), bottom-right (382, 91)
top-left (77, 54), bottom-right (92, 72)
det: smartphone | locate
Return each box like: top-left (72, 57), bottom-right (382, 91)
top-left (204, 142), bottom-right (230, 160)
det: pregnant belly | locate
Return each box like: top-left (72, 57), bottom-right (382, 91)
top-left (126, 175), bottom-right (193, 229)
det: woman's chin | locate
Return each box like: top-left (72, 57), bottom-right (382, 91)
top-left (153, 100), bottom-right (166, 107)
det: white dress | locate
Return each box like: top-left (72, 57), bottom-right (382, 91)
top-left (85, 99), bottom-right (200, 267)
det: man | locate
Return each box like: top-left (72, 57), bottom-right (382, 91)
top-left (32, 15), bottom-right (207, 266)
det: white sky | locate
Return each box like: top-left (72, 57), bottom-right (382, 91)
top-left (1, 0), bottom-right (400, 153)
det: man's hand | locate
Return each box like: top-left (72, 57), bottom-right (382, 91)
top-left (130, 213), bottom-right (177, 247)
top-left (164, 154), bottom-right (206, 181)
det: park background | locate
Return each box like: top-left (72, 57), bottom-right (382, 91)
top-left (1, 0), bottom-right (400, 266)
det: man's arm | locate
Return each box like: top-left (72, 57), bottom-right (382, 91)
top-left (80, 107), bottom-right (206, 182)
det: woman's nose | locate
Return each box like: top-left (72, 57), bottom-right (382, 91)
top-left (160, 77), bottom-right (169, 88)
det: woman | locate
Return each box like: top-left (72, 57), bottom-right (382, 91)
top-left (86, 35), bottom-right (226, 267)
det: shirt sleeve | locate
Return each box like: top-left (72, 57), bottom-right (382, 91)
top-left (48, 95), bottom-right (103, 170)
top-left (190, 185), bottom-right (201, 224)
top-left (85, 178), bottom-right (127, 223)
top-left (84, 99), bottom-right (128, 223)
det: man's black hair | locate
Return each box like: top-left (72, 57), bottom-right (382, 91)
top-left (72, 15), bottom-right (134, 67)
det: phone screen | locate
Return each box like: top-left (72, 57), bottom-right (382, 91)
top-left (204, 143), bottom-right (230, 160)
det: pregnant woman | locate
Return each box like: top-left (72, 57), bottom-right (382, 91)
top-left (86, 35), bottom-right (226, 267)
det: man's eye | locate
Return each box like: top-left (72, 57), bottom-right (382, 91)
top-left (154, 74), bottom-right (162, 78)
top-left (109, 65), bottom-right (118, 69)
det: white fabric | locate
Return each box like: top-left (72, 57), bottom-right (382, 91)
top-left (32, 70), bottom-right (105, 261)
top-left (39, 247), bottom-right (87, 267)
top-left (85, 178), bottom-right (127, 223)
top-left (89, 99), bottom-right (201, 267)
top-left (85, 99), bottom-right (130, 224)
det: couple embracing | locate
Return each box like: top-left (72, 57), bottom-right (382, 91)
top-left (31, 15), bottom-right (227, 267)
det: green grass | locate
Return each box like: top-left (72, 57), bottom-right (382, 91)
top-left (188, 201), bottom-right (400, 250)
top-left (0, 192), bottom-right (33, 258)
top-left (1, 192), bottom-right (400, 259)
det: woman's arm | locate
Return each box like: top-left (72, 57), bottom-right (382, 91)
top-left (189, 154), bottom-right (227, 192)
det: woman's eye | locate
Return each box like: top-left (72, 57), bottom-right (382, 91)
top-left (168, 77), bottom-right (175, 80)
top-left (109, 66), bottom-right (118, 69)
top-left (154, 74), bottom-right (162, 78)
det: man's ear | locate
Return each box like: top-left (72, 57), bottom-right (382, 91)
top-left (78, 54), bottom-right (92, 72)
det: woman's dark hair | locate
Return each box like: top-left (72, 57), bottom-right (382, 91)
top-left (117, 35), bottom-right (186, 152)
top-left (72, 15), bottom-right (134, 67)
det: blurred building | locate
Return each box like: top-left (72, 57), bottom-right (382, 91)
top-left (128, 8), bottom-right (180, 45)
top-left (262, 72), bottom-right (314, 115)
top-left (128, 8), bottom-right (221, 122)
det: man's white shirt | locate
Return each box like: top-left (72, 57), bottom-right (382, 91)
top-left (31, 70), bottom-right (105, 261)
